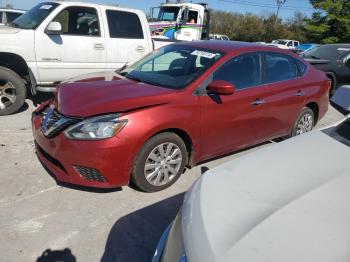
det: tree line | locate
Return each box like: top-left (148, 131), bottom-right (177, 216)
top-left (210, 0), bottom-right (350, 44)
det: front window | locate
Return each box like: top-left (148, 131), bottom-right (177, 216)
top-left (121, 45), bottom-right (223, 90)
top-left (157, 7), bottom-right (180, 21)
top-left (214, 53), bottom-right (262, 90)
top-left (53, 6), bottom-right (100, 36)
top-left (272, 40), bottom-right (288, 45)
top-left (10, 2), bottom-right (59, 29)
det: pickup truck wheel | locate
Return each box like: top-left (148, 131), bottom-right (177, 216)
top-left (131, 132), bottom-right (188, 192)
top-left (291, 107), bottom-right (315, 137)
top-left (0, 66), bottom-right (26, 116)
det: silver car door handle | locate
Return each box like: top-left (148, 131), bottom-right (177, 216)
top-left (136, 46), bottom-right (145, 52)
top-left (251, 99), bottom-right (266, 106)
top-left (296, 90), bottom-right (305, 97)
top-left (94, 43), bottom-right (105, 50)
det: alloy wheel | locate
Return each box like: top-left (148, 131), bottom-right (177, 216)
top-left (144, 142), bottom-right (183, 186)
top-left (296, 113), bottom-right (313, 135)
top-left (0, 81), bottom-right (16, 110)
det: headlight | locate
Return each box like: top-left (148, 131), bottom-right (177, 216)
top-left (64, 114), bottom-right (127, 140)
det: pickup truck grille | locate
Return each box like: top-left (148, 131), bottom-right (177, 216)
top-left (41, 106), bottom-right (79, 138)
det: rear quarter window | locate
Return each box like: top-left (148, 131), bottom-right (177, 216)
top-left (295, 59), bottom-right (307, 76)
top-left (106, 10), bottom-right (144, 39)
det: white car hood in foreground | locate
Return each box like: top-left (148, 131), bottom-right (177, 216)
top-left (0, 25), bottom-right (20, 34)
top-left (182, 130), bottom-right (350, 262)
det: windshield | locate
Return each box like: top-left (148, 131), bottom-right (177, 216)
top-left (10, 2), bottom-right (59, 29)
top-left (121, 45), bottom-right (224, 90)
top-left (303, 45), bottom-right (350, 60)
top-left (272, 40), bottom-right (288, 45)
top-left (157, 7), bottom-right (180, 21)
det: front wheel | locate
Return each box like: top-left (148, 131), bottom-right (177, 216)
top-left (131, 132), bottom-right (188, 192)
top-left (0, 66), bottom-right (26, 116)
top-left (291, 107), bottom-right (315, 137)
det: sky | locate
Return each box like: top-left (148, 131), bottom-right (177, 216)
top-left (5, 0), bottom-right (315, 19)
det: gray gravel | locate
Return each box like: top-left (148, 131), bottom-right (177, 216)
top-left (0, 95), bottom-right (344, 262)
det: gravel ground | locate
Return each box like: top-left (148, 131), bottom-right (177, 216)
top-left (0, 94), bottom-right (345, 262)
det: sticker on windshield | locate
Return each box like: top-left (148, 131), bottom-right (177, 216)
top-left (191, 50), bottom-right (217, 59)
top-left (40, 5), bottom-right (53, 10)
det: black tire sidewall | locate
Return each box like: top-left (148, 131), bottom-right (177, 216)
top-left (131, 132), bottom-right (188, 192)
top-left (0, 66), bottom-right (26, 116)
top-left (291, 107), bottom-right (315, 137)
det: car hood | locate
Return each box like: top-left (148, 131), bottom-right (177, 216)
top-left (57, 71), bottom-right (177, 117)
top-left (0, 25), bottom-right (21, 34)
top-left (182, 130), bottom-right (350, 262)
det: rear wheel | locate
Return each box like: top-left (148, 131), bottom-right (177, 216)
top-left (131, 132), bottom-right (188, 192)
top-left (291, 107), bottom-right (315, 137)
top-left (0, 66), bottom-right (26, 116)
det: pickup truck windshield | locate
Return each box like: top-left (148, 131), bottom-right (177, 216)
top-left (10, 2), bottom-right (59, 29)
top-left (273, 40), bottom-right (288, 45)
top-left (123, 45), bottom-right (223, 90)
top-left (157, 7), bottom-right (180, 21)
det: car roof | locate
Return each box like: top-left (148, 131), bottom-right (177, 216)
top-left (0, 8), bottom-right (25, 12)
top-left (174, 40), bottom-right (295, 55)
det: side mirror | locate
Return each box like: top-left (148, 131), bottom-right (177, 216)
top-left (344, 57), bottom-right (350, 68)
top-left (46, 21), bottom-right (62, 35)
top-left (207, 80), bottom-right (235, 95)
top-left (330, 85), bottom-right (350, 115)
top-left (179, 8), bottom-right (189, 24)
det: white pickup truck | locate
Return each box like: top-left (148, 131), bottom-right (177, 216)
top-left (269, 39), bottom-right (300, 50)
top-left (0, 1), bottom-right (166, 115)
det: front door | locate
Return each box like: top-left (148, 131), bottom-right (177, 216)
top-left (35, 6), bottom-right (106, 84)
top-left (199, 52), bottom-right (269, 160)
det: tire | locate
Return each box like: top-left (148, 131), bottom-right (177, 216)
top-left (0, 66), bottom-right (26, 116)
top-left (131, 132), bottom-right (188, 192)
top-left (291, 107), bottom-right (315, 137)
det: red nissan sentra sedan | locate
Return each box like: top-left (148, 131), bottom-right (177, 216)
top-left (32, 41), bottom-right (330, 192)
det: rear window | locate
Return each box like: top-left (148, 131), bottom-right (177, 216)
top-left (106, 10), bottom-right (143, 39)
top-left (296, 59), bottom-right (307, 76)
top-left (6, 11), bottom-right (22, 23)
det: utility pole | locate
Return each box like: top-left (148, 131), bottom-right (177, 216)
top-left (275, 0), bottom-right (287, 26)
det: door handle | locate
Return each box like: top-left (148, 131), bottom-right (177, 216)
top-left (136, 46), bottom-right (145, 52)
top-left (94, 43), bottom-right (105, 50)
top-left (296, 90), bottom-right (305, 97)
top-left (251, 99), bottom-right (266, 106)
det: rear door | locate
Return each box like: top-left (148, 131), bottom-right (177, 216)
top-left (256, 52), bottom-right (307, 139)
top-left (35, 5), bottom-right (106, 83)
top-left (104, 9), bottom-right (152, 70)
top-left (199, 52), bottom-right (272, 159)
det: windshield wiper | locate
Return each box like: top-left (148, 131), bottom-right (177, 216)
top-left (126, 75), bottom-right (161, 87)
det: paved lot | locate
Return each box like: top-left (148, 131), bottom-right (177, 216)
top-left (0, 95), bottom-right (344, 262)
